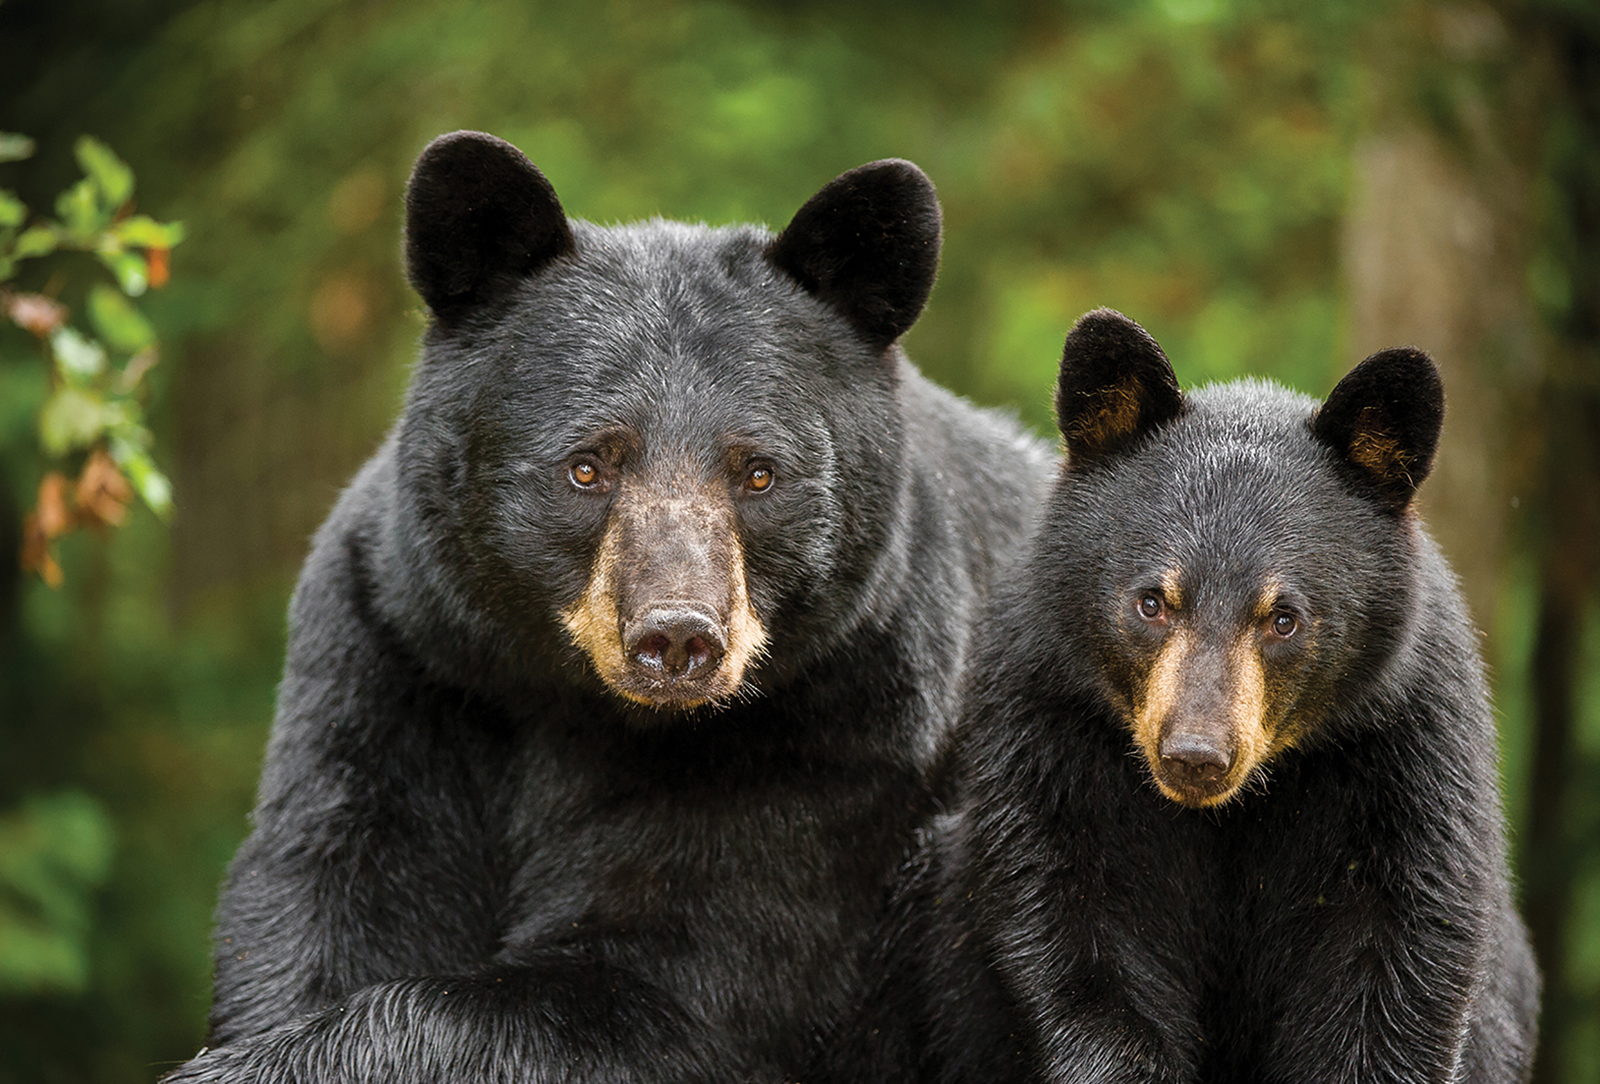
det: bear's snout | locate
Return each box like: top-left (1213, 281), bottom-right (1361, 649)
top-left (559, 477), bottom-right (769, 711)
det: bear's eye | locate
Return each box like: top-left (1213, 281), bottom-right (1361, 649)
top-left (1137, 594), bottom-right (1164, 621)
top-left (1269, 610), bottom-right (1299, 638)
top-left (569, 461), bottom-right (600, 488)
top-left (745, 465), bottom-right (774, 493)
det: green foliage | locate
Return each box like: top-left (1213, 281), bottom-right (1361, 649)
top-left (0, 129), bottom-right (185, 1077)
top-left (0, 133), bottom-right (180, 554)
top-left (0, 792), bottom-right (114, 995)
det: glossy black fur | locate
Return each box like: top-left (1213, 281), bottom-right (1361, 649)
top-left (825, 311), bottom-right (1539, 1083)
top-left (166, 134), bottom-right (1055, 1083)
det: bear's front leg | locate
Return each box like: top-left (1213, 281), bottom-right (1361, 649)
top-left (1254, 863), bottom-right (1487, 1084)
top-left (165, 959), bottom-right (743, 1084)
top-left (991, 911), bottom-right (1200, 1084)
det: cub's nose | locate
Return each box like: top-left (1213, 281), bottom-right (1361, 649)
top-left (624, 605), bottom-right (727, 678)
top-left (1159, 733), bottom-right (1233, 786)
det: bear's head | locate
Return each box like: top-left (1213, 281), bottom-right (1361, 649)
top-left (1047, 308), bottom-right (1443, 807)
top-left (382, 131), bottom-right (941, 714)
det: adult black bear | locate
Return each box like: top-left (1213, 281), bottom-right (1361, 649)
top-left (831, 309), bottom-right (1540, 1083)
top-left (166, 132), bottom-right (1054, 1083)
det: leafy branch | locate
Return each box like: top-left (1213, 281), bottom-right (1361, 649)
top-left (0, 133), bottom-right (183, 585)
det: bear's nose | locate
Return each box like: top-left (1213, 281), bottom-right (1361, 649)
top-left (1159, 733), bottom-right (1233, 785)
top-left (623, 605), bottom-right (727, 678)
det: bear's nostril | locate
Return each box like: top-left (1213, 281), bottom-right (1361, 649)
top-left (632, 633), bottom-right (673, 668)
top-left (625, 607), bottom-right (727, 678)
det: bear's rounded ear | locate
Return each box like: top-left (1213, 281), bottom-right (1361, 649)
top-left (1054, 308), bottom-right (1184, 466)
top-left (404, 131), bottom-right (575, 320)
top-left (766, 159), bottom-right (941, 352)
top-left (1310, 346), bottom-right (1443, 512)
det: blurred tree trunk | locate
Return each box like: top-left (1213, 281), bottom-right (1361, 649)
top-left (1342, 2), bottom-right (1539, 640)
top-left (1522, 8), bottom-right (1600, 1082)
top-left (1347, 4), bottom-right (1600, 1081)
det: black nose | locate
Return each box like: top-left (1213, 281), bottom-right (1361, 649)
top-left (1160, 733), bottom-right (1233, 786)
top-left (624, 606), bottom-right (727, 678)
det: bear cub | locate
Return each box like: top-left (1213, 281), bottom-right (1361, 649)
top-left (835, 309), bottom-right (1540, 1083)
top-left (167, 132), bottom-right (1054, 1083)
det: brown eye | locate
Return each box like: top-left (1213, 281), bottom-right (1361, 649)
top-left (746, 466), bottom-right (773, 493)
top-left (570, 461), bottom-right (599, 488)
top-left (1137, 594), bottom-right (1164, 621)
top-left (1271, 611), bottom-right (1299, 638)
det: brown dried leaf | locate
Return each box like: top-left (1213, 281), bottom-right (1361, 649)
top-left (146, 246), bottom-right (170, 289)
top-left (76, 448), bottom-right (132, 530)
top-left (36, 472), bottom-right (73, 537)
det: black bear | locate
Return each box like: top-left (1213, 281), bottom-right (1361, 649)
top-left (166, 131), bottom-right (1055, 1082)
top-left (827, 309), bottom-right (1540, 1083)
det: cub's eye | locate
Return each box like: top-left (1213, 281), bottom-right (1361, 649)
top-left (745, 465), bottom-right (774, 493)
top-left (569, 461), bottom-right (600, 488)
top-left (1137, 594), bottom-right (1164, 621)
top-left (1269, 610), bottom-right (1299, 639)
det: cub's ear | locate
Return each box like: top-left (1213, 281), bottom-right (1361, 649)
top-left (404, 131), bottom-right (575, 320)
top-left (1310, 346), bottom-right (1443, 512)
top-left (767, 159), bottom-right (941, 351)
top-left (1055, 309), bottom-right (1184, 465)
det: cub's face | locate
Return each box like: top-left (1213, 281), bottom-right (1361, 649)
top-left (1049, 309), bottom-right (1442, 807)
top-left (395, 134), bottom-right (940, 712)
top-left (1083, 415), bottom-right (1397, 807)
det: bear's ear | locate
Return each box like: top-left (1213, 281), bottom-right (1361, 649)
top-left (767, 159), bottom-right (941, 352)
top-left (1054, 309), bottom-right (1184, 465)
top-left (1310, 346), bottom-right (1443, 512)
top-left (404, 131), bottom-right (575, 320)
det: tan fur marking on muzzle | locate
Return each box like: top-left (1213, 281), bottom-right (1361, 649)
top-left (560, 519), bottom-right (639, 697)
top-left (1135, 630), bottom-right (1274, 808)
top-left (1133, 627), bottom-right (1191, 768)
top-left (721, 534), bottom-right (769, 693)
top-left (1219, 637), bottom-right (1272, 802)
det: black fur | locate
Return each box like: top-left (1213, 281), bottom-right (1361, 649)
top-left (166, 133), bottom-right (1055, 1083)
top-left (403, 131), bottom-right (575, 320)
top-left (1053, 306), bottom-right (1184, 463)
top-left (767, 159), bottom-right (940, 350)
top-left (826, 310), bottom-right (1539, 1083)
top-left (1310, 345), bottom-right (1444, 512)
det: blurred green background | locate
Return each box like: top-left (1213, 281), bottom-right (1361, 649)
top-left (1, 0), bottom-right (1597, 1080)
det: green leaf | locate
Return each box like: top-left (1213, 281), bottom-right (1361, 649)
top-left (113, 214), bottom-right (185, 249)
top-left (0, 133), bottom-right (35, 164)
top-left (0, 790), bottom-right (114, 995)
top-left (87, 284), bottom-right (155, 354)
top-left (74, 136), bottom-right (134, 209)
top-left (54, 178), bottom-right (104, 237)
top-left (12, 225), bottom-right (59, 260)
top-left (98, 249), bottom-right (149, 297)
top-left (0, 189), bottom-right (24, 230)
top-left (49, 326), bottom-right (108, 382)
top-left (38, 386), bottom-right (110, 456)
top-left (110, 440), bottom-right (173, 520)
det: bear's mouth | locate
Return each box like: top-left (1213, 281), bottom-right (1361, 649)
top-left (1151, 756), bottom-right (1241, 808)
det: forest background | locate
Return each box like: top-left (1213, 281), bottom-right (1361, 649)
top-left (1, 0), bottom-right (1597, 1080)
